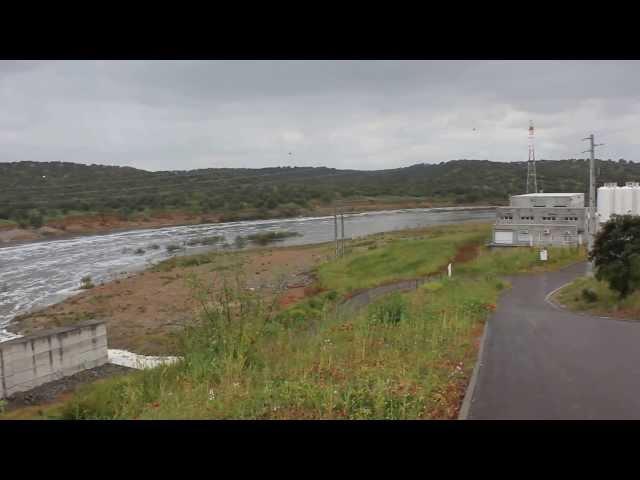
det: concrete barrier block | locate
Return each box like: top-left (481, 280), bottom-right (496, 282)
top-left (5, 357), bottom-right (35, 375)
top-left (7, 380), bottom-right (38, 396)
top-left (74, 337), bottom-right (102, 353)
top-left (60, 365), bottom-right (83, 378)
top-left (1, 321), bottom-right (109, 399)
top-left (34, 350), bottom-right (56, 368)
top-left (31, 337), bottom-right (52, 355)
top-left (34, 362), bottom-right (54, 377)
top-left (83, 356), bottom-right (108, 370)
top-left (1, 343), bottom-right (28, 360)
top-left (3, 370), bottom-right (35, 389)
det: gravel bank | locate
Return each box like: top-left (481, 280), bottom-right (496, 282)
top-left (3, 363), bottom-right (134, 411)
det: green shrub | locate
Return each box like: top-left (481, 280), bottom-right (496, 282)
top-left (29, 213), bottom-right (44, 228)
top-left (246, 231), bottom-right (301, 245)
top-left (186, 235), bottom-right (223, 247)
top-left (367, 293), bottom-right (407, 325)
top-left (234, 236), bottom-right (248, 248)
top-left (581, 288), bottom-right (598, 303)
top-left (80, 276), bottom-right (95, 289)
top-left (166, 243), bottom-right (182, 253)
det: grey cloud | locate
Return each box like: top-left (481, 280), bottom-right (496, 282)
top-left (0, 60), bottom-right (638, 171)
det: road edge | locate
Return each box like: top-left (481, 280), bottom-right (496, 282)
top-left (458, 319), bottom-right (490, 420)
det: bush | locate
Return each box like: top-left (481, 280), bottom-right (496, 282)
top-left (186, 235), bottom-right (223, 247)
top-left (134, 248), bottom-right (146, 255)
top-left (367, 293), bottom-right (407, 325)
top-left (246, 231), bottom-right (301, 245)
top-left (234, 236), bottom-right (248, 248)
top-left (166, 243), bottom-right (182, 253)
top-left (148, 244), bottom-right (160, 250)
top-left (581, 288), bottom-right (598, 303)
top-left (590, 215), bottom-right (640, 298)
top-left (29, 213), bottom-right (44, 228)
top-left (80, 276), bottom-right (95, 289)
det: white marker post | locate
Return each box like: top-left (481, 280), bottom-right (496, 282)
top-left (448, 263), bottom-right (452, 278)
top-left (540, 248), bottom-right (548, 262)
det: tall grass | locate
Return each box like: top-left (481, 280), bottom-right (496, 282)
top-left (457, 245), bottom-right (586, 277)
top-left (317, 223), bottom-right (491, 293)
top-left (61, 273), bottom-right (494, 419)
top-left (553, 275), bottom-right (640, 320)
top-left (56, 223), bottom-right (586, 420)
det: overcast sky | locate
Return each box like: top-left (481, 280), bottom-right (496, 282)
top-left (0, 60), bottom-right (637, 171)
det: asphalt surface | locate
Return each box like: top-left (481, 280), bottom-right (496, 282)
top-left (468, 261), bottom-right (640, 420)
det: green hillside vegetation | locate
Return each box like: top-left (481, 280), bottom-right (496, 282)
top-left (1, 158), bottom-right (639, 226)
top-left (23, 223), bottom-right (584, 420)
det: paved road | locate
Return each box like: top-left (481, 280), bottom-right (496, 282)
top-left (468, 261), bottom-right (640, 420)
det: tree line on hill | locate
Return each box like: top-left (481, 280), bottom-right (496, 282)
top-left (1, 158), bottom-right (639, 227)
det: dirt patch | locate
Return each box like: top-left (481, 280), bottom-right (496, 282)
top-left (2, 363), bottom-right (133, 415)
top-left (8, 244), bottom-right (332, 355)
top-left (453, 243), bottom-right (480, 263)
top-left (0, 228), bottom-right (40, 244)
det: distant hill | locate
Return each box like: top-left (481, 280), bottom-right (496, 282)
top-left (1, 159), bottom-right (639, 224)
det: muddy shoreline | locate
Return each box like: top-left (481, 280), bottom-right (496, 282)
top-left (2, 363), bottom-right (134, 415)
top-left (0, 204), bottom-right (496, 249)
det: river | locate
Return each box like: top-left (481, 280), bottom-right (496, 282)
top-left (0, 206), bottom-right (495, 341)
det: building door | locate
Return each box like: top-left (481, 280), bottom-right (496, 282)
top-left (495, 231), bottom-right (513, 244)
top-left (518, 231), bottom-right (531, 243)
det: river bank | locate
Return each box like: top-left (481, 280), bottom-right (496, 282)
top-left (7, 242), bottom-right (334, 355)
top-left (0, 199), bottom-right (497, 248)
top-left (0, 207), bottom-right (497, 343)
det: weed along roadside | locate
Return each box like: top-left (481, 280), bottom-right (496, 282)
top-left (2, 222), bottom-right (586, 420)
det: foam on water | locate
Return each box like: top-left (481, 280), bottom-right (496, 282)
top-left (108, 349), bottom-right (181, 370)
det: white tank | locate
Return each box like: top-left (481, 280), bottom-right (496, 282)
top-left (627, 182), bottom-right (640, 216)
top-left (621, 185), bottom-right (634, 215)
top-left (597, 185), bottom-right (613, 222)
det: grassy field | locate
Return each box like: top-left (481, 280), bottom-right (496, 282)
top-left (5, 223), bottom-right (587, 420)
top-left (552, 276), bottom-right (640, 321)
top-left (318, 223), bottom-right (491, 294)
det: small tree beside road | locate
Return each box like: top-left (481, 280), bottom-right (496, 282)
top-left (589, 215), bottom-right (640, 298)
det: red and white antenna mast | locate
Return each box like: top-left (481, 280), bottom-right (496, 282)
top-left (526, 121), bottom-right (538, 193)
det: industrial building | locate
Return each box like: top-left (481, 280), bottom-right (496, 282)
top-left (596, 182), bottom-right (640, 223)
top-left (492, 193), bottom-right (586, 246)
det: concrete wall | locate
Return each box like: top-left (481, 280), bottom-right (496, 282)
top-left (493, 206), bottom-right (585, 247)
top-left (496, 206), bottom-right (586, 231)
top-left (0, 320), bottom-right (108, 399)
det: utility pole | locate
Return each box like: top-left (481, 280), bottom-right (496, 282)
top-left (582, 133), bottom-right (604, 252)
top-left (526, 121), bottom-right (538, 194)
top-left (340, 212), bottom-right (345, 257)
top-left (334, 207), bottom-right (339, 258)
